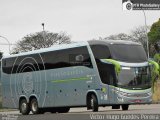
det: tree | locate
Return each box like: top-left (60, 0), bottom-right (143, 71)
top-left (148, 18), bottom-right (160, 56)
top-left (0, 51), bottom-right (3, 59)
top-left (148, 18), bottom-right (160, 45)
top-left (130, 26), bottom-right (150, 54)
top-left (153, 42), bottom-right (160, 75)
top-left (104, 26), bottom-right (149, 45)
top-left (103, 26), bottom-right (150, 55)
top-left (12, 31), bottom-right (71, 54)
top-left (104, 33), bottom-right (131, 40)
top-left (0, 51), bottom-right (2, 108)
top-left (154, 42), bottom-right (160, 53)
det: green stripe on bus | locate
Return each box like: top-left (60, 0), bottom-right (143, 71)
top-left (51, 77), bottom-right (90, 83)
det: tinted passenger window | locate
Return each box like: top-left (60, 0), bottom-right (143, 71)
top-left (2, 46), bottom-right (93, 74)
top-left (90, 45), bottom-right (111, 60)
top-left (42, 46), bottom-right (93, 69)
top-left (2, 54), bottom-right (44, 74)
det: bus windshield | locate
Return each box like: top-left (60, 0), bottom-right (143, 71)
top-left (109, 44), bottom-right (147, 63)
top-left (117, 66), bottom-right (151, 90)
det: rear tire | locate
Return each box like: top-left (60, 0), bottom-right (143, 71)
top-left (30, 98), bottom-right (40, 114)
top-left (121, 104), bottom-right (129, 110)
top-left (19, 99), bottom-right (30, 115)
top-left (90, 94), bottom-right (98, 112)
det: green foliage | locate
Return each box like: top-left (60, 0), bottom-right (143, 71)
top-left (148, 18), bottom-right (160, 44)
top-left (154, 53), bottom-right (160, 64)
top-left (148, 19), bottom-right (160, 92)
top-left (149, 60), bottom-right (159, 75)
top-left (153, 53), bottom-right (160, 79)
top-left (0, 95), bottom-right (2, 108)
top-left (149, 60), bottom-right (160, 92)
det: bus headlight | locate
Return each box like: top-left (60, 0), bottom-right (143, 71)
top-left (117, 91), bottom-right (136, 97)
top-left (147, 92), bottom-right (152, 96)
top-left (117, 91), bottom-right (129, 97)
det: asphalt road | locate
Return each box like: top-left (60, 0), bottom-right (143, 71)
top-left (0, 104), bottom-right (160, 120)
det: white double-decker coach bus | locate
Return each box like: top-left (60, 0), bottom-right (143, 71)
top-left (1, 40), bottom-right (152, 115)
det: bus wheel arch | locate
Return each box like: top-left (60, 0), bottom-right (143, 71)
top-left (29, 96), bottom-right (38, 104)
top-left (19, 97), bottom-right (30, 115)
top-left (86, 92), bottom-right (99, 112)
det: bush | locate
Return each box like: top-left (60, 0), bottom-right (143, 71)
top-left (152, 80), bottom-right (160, 102)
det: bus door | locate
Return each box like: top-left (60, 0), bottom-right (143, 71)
top-left (107, 64), bottom-right (117, 104)
top-left (97, 61), bottom-right (117, 104)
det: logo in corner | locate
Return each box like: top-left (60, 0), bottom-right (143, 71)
top-left (122, 0), bottom-right (133, 11)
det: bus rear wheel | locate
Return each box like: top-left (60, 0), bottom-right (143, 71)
top-left (121, 104), bottom-right (129, 110)
top-left (19, 99), bottom-right (30, 115)
top-left (90, 94), bottom-right (98, 112)
top-left (30, 98), bottom-right (40, 114)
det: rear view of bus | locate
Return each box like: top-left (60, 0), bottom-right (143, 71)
top-left (89, 40), bottom-right (152, 110)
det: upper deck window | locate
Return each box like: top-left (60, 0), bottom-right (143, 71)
top-left (89, 45), bottom-right (111, 60)
top-left (109, 44), bottom-right (147, 63)
top-left (2, 46), bottom-right (92, 74)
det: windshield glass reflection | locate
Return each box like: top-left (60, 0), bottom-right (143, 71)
top-left (117, 66), bottom-right (151, 90)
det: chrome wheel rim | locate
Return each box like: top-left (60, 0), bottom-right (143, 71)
top-left (91, 98), bottom-right (94, 108)
top-left (21, 103), bottom-right (27, 112)
top-left (32, 102), bottom-right (37, 112)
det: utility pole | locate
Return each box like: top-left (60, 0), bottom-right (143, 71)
top-left (41, 23), bottom-right (46, 41)
top-left (142, 10), bottom-right (149, 58)
top-left (42, 23), bottom-right (45, 31)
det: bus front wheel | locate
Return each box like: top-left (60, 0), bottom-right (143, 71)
top-left (19, 99), bottom-right (30, 115)
top-left (90, 94), bottom-right (98, 112)
top-left (121, 104), bottom-right (129, 110)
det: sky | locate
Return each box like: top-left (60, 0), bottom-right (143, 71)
top-left (0, 0), bottom-right (160, 55)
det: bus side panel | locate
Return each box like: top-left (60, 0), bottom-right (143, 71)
top-left (2, 73), bottom-right (18, 108)
top-left (2, 69), bottom-right (49, 109)
top-left (51, 66), bottom-right (95, 107)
